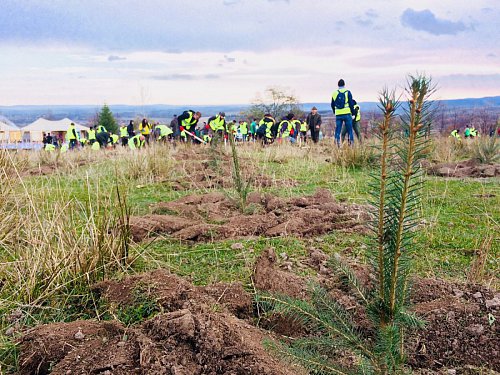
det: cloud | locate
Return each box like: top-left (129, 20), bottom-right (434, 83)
top-left (151, 73), bottom-right (220, 80)
top-left (151, 74), bottom-right (194, 81)
top-left (223, 0), bottom-right (241, 5)
top-left (400, 8), bottom-right (469, 35)
top-left (365, 9), bottom-right (378, 18)
top-left (108, 55), bottom-right (126, 62)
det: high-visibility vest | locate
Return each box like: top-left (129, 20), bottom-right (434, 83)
top-left (156, 125), bottom-right (173, 139)
top-left (91, 141), bottom-right (100, 150)
top-left (128, 134), bottom-right (144, 149)
top-left (300, 121), bottom-right (307, 132)
top-left (332, 89), bottom-right (352, 115)
top-left (120, 126), bottom-right (128, 137)
top-left (239, 122), bottom-right (248, 135)
top-left (67, 125), bottom-right (77, 140)
top-left (353, 104), bottom-right (361, 122)
top-left (97, 125), bottom-right (106, 133)
top-left (259, 118), bottom-right (275, 139)
top-left (45, 144), bottom-right (56, 152)
top-left (209, 115), bottom-right (225, 131)
top-left (450, 130), bottom-right (460, 139)
top-left (88, 129), bottom-right (96, 140)
top-left (279, 120), bottom-right (293, 138)
top-left (61, 144), bottom-right (69, 153)
top-left (181, 111), bottom-right (197, 130)
top-left (111, 134), bottom-right (119, 144)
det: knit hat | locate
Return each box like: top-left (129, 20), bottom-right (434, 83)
top-left (311, 106), bottom-right (317, 110)
top-left (338, 79), bottom-right (345, 87)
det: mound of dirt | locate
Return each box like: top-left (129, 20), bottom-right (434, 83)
top-left (130, 189), bottom-right (369, 242)
top-left (428, 159), bottom-right (500, 178)
top-left (18, 270), bottom-right (300, 375)
top-left (253, 248), bottom-right (500, 372)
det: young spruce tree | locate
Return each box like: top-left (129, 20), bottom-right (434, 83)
top-left (258, 74), bottom-right (435, 374)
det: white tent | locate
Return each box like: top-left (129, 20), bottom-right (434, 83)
top-left (0, 120), bottom-right (21, 142)
top-left (22, 118), bottom-right (90, 142)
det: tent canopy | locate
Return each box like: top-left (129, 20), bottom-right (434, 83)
top-left (23, 118), bottom-right (89, 133)
top-left (0, 121), bottom-right (19, 132)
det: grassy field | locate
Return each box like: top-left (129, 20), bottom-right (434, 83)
top-left (0, 138), bottom-right (499, 372)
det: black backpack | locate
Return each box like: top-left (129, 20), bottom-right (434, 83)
top-left (334, 90), bottom-right (347, 110)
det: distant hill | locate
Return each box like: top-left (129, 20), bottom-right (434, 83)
top-left (1, 96), bottom-right (499, 126)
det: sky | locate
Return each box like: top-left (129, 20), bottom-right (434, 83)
top-left (0, 0), bottom-right (499, 106)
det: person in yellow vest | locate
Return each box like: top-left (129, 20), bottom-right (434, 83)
top-left (331, 79), bottom-right (355, 146)
top-left (256, 114), bottom-right (276, 145)
top-left (119, 123), bottom-right (129, 147)
top-left (178, 110), bottom-right (201, 142)
top-left (279, 113), bottom-right (296, 143)
top-left (450, 129), bottom-right (461, 140)
top-left (239, 120), bottom-right (249, 142)
top-left (156, 124), bottom-right (174, 142)
top-left (91, 141), bottom-right (101, 150)
top-left (88, 126), bottom-right (97, 145)
top-left (139, 118), bottom-right (152, 145)
top-left (342, 100), bottom-right (362, 143)
top-left (66, 122), bottom-right (79, 150)
top-left (110, 133), bottom-right (119, 147)
top-left (297, 118), bottom-right (308, 144)
top-left (44, 143), bottom-right (56, 152)
top-left (208, 112), bottom-right (226, 145)
top-left (97, 125), bottom-right (107, 133)
top-left (128, 134), bottom-right (145, 149)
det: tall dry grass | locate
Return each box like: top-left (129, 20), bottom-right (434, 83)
top-left (0, 149), bottom-right (136, 320)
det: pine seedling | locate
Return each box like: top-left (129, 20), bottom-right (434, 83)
top-left (258, 74), bottom-right (434, 374)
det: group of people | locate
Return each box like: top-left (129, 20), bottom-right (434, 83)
top-left (450, 126), bottom-right (480, 140)
top-left (44, 78), bottom-right (364, 151)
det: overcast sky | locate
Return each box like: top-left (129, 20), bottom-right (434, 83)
top-left (1, 0), bottom-right (499, 105)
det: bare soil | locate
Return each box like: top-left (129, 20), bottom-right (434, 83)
top-left (130, 189), bottom-right (369, 242)
top-left (428, 159), bottom-right (500, 178)
top-left (17, 270), bottom-right (302, 375)
top-left (252, 249), bottom-right (500, 373)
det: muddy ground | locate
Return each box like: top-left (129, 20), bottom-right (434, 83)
top-left (428, 159), bottom-right (500, 178)
top-left (16, 249), bottom-right (499, 374)
top-left (130, 188), bottom-right (369, 243)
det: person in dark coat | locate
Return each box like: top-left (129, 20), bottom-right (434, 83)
top-left (306, 106), bottom-right (322, 143)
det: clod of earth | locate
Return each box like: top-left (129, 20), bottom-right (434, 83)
top-left (17, 270), bottom-right (301, 375)
top-left (428, 159), bottom-right (500, 178)
top-left (130, 189), bottom-right (369, 242)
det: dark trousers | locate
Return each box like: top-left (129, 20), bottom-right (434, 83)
top-left (121, 137), bottom-right (128, 147)
top-left (310, 127), bottom-right (320, 143)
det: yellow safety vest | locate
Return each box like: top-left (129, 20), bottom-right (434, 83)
top-left (120, 126), bottom-right (128, 137)
top-left (332, 89), bottom-right (351, 115)
top-left (300, 121), bottom-right (307, 132)
top-left (67, 125), bottom-right (77, 140)
top-left (88, 129), bottom-right (96, 140)
top-left (354, 104), bottom-right (361, 122)
top-left (239, 122), bottom-right (248, 135)
top-left (181, 111), bottom-right (197, 130)
top-left (209, 115), bottom-right (225, 131)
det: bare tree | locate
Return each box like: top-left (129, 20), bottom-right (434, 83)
top-left (246, 86), bottom-right (303, 120)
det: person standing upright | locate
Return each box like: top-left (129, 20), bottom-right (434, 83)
top-left (332, 79), bottom-right (355, 146)
top-left (170, 114), bottom-right (179, 140)
top-left (306, 106), bottom-right (322, 143)
top-left (127, 120), bottom-right (135, 137)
